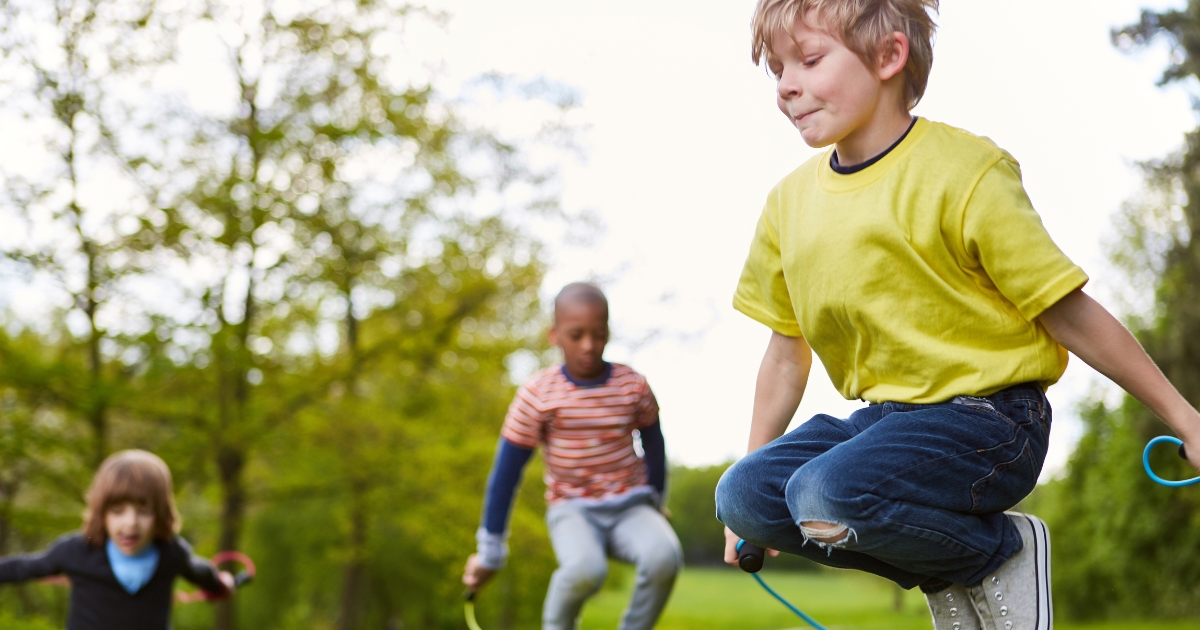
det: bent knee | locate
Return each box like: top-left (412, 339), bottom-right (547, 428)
top-left (637, 549), bottom-right (682, 583)
top-left (559, 559), bottom-right (608, 595)
top-left (785, 465), bottom-right (871, 526)
top-left (715, 460), bottom-right (758, 530)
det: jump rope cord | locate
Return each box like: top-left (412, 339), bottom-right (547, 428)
top-left (1143, 436), bottom-right (1200, 487)
top-left (748, 571), bottom-right (828, 630)
top-left (736, 539), bottom-right (827, 630)
top-left (464, 600), bottom-right (483, 630)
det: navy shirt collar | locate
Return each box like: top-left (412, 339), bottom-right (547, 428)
top-left (561, 362), bottom-right (611, 387)
top-left (831, 116), bottom-right (918, 175)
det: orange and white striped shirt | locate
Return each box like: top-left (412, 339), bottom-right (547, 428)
top-left (501, 363), bottom-right (660, 504)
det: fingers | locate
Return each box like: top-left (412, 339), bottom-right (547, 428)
top-left (462, 555), bottom-right (478, 588)
top-left (462, 554), bottom-right (495, 591)
top-left (724, 526), bottom-right (781, 567)
top-left (723, 526), bottom-right (740, 566)
top-left (1186, 443), bottom-right (1200, 474)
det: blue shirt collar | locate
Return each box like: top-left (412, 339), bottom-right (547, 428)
top-left (106, 538), bottom-right (161, 594)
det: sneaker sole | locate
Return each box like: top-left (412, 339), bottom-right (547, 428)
top-left (1013, 512), bottom-right (1053, 629)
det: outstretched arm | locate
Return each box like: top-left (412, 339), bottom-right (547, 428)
top-left (174, 537), bottom-right (234, 596)
top-left (1038, 288), bottom-right (1200, 471)
top-left (724, 331), bottom-right (812, 565)
top-left (0, 542), bottom-right (67, 583)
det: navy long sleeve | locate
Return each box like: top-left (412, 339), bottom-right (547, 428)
top-left (476, 437), bottom-right (534, 569)
top-left (640, 419), bottom-right (667, 499)
top-left (482, 437), bottom-right (535, 535)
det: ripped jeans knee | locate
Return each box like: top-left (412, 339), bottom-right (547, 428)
top-left (786, 466), bottom-right (863, 554)
top-left (798, 520), bottom-right (856, 552)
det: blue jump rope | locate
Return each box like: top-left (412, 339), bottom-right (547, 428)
top-left (1143, 436), bottom-right (1200, 487)
top-left (734, 436), bottom-right (1197, 629)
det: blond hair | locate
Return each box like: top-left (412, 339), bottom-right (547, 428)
top-left (751, 0), bottom-right (939, 109)
top-left (82, 450), bottom-right (181, 545)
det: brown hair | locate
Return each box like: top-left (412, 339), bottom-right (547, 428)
top-left (82, 450), bottom-right (181, 545)
top-left (750, 0), bottom-right (939, 109)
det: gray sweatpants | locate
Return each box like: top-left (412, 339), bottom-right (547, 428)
top-left (543, 497), bottom-right (682, 630)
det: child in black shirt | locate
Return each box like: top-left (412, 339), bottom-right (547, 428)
top-left (0, 450), bottom-right (234, 630)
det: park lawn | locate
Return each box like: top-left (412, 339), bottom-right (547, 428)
top-left (580, 565), bottom-right (1199, 630)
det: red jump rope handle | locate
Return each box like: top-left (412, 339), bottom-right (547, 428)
top-left (211, 550), bottom-right (256, 588)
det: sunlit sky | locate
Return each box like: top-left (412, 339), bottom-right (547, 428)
top-left (2, 1), bottom-right (1197, 475)
top-left (417, 0), bottom-right (1198, 474)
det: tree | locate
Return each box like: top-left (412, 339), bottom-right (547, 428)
top-left (0, 0), bottom-right (169, 466)
top-left (112, 2), bottom-right (577, 626)
top-left (0, 2), bottom-right (169, 619)
top-left (0, 1), bottom-right (583, 627)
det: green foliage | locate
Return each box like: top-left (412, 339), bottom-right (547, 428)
top-left (1028, 397), bottom-right (1200, 620)
top-left (0, 1), bottom-right (580, 629)
top-left (0, 610), bottom-right (57, 630)
top-left (666, 463), bottom-right (730, 566)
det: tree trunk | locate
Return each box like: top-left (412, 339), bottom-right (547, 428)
top-left (338, 485), bottom-right (368, 630)
top-left (213, 268), bottom-right (255, 630)
top-left (338, 289), bottom-right (367, 630)
top-left (0, 475), bottom-right (17, 555)
top-left (85, 254), bottom-right (107, 468)
top-left (214, 444), bottom-right (246, 630)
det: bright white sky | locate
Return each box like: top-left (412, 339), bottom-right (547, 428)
top-left (2, 1), bottom-right (1194, 476)
top-left (418, 0), bottom-right (1198, 474)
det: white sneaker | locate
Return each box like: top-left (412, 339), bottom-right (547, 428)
top-left (925, 583), bottom-right (983, 630)
top-left (969, 512), bottom-right (1053, 630)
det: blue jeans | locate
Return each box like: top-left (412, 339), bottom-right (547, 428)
top-left (715, 383), bottom-right (1050, 590)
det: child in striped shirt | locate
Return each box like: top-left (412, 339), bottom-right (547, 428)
top-left (462, 282), bottom-right (682, 630)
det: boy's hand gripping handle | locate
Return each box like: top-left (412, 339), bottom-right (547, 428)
top-left (736, 539), bottom-right (765, 573)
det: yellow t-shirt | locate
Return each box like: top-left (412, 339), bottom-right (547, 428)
top-left (733, 118), bottom-right (1089, 404)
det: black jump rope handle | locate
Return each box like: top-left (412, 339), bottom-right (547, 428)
top-left (737, 541), bottom-right (765, 574)
top-left (1182, 443), bottom-right (1190, 461)
top-left (233, 571), bottom-right (253, 588)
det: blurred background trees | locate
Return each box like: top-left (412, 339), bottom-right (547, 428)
top-left (1026, 0), bottom-right (1200, 623)
top-left (7, 0), bottom-right (1200, 628)
top-left (0, 0), bottom-right (576, 628)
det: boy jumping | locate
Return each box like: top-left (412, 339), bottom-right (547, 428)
top-left (715, 1), bottom-right (1200, 629)
top-left (462, 282), bottom-right (682, 630)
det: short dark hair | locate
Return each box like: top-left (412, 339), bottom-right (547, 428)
top-left (553, 282), bottom-right (609, 322)
top-left (82, 450), bottom-right (181, 546)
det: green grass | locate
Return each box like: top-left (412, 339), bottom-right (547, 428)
top-left (580, 566), bottom-right (1199, 630)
